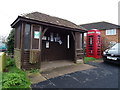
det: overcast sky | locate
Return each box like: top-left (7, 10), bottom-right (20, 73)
top-left (0, 0), bottom-right (119, 37)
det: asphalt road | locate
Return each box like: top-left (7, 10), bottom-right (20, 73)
top-left (31, 61), bottom-right (120, 89)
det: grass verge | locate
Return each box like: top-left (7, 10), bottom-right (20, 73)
top-left (84, 57), bottom-right (96, 63)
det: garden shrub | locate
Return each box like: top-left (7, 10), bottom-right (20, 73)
top-left (8, 66), bottom-right (25, 74)
top-left (2, 72), bottom-right (31, 88)
top-left (6, 57), bottom-right (15, 67)
top-left (2, 57), bottom-right (31, 89)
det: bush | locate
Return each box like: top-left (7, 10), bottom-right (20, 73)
top-left (2, 57), bottom-right (31, 89)
top-left (2, 73), bottom-right (31, 88)
top-left (6, 57), bottom-right (15, 67)
top-left (6, 29), bottom-right (15, 54)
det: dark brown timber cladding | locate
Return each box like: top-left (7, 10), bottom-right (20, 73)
top-left (32, 25), bottom-right (40, 49)
top-left (22, 50), bottom-right (40, 70)
top-left (21, 24), bottom-right (41, 70)
top-left (41, 27), bottom-right (75, 61)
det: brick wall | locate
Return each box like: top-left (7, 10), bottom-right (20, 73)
top-left (100, 29), bottom-right (119, 51)
top-left (84, 29), bottom-right (119, 51)
top-left (118, 29), bottom-right (120, 43)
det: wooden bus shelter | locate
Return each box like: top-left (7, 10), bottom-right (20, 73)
top-left (11, 12), bottom-right (87, 70)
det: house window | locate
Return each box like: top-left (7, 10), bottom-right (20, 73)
top-left (106, 29), bottom-right (116, 35)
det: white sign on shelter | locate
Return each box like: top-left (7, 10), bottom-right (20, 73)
top-left (34, 31), bottom-right (40, 39)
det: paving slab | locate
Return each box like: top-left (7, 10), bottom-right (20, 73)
top-left (28, 61), bottom-right (96, 84)
top-left (27, 73), bottom-right (46, 84)
top-left (41, 64), bottom-right (96, 79)
top-left (41, 60), bottom-right (76, 72)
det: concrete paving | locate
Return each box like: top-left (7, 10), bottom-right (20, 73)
top-left (28, 60), bottom-right (95, 84)
top-left (41, 60), bottom-right (76, 72)
top-left (41, 63), bottom-right (96, 79)
top-left (27, 73), bottom-right (46, 84)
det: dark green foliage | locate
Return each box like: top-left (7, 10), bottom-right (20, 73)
top-left (6, 29), bottom-right (15, 54)
top-left (6, 57), bottom-right (15, 67)
top-left (2, 58), bottom-right (31, 89)
top-left (2, 73), bottom-right (31, 88)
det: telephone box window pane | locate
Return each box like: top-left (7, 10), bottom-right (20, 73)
top-left (24, 24), bottom-right (31, 49)
top-left (98, 35), bottom-right (101, 45)
top-left (88, 36), bottom-right (93, 45)
top-left (90, 38), bottom-right (92, 45)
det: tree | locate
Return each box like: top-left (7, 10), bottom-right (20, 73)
top-left (6, 29), bottom-right (15, 54)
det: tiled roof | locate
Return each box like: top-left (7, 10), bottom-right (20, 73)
top-left (80, 21), bottom-right (120, 30)
top-left (20, 12), bottom-right (87, 31)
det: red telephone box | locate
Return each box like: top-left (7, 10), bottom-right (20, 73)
top-left (86, 29), bottom-right (101, 59)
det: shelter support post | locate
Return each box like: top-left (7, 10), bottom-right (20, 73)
top-left (29, 26), bottom-right (49, 69)
top-left (74, 32), bottom-right (84, 64)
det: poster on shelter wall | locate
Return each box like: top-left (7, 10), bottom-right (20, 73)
top-left (34, 31), bottom-right (40, 39)
top-left (50, 33), bottom-right (54, 42)
top-left (42, 36), bottom-right (47, 40)
top-left (46, 41), bottom-right (49, 48)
